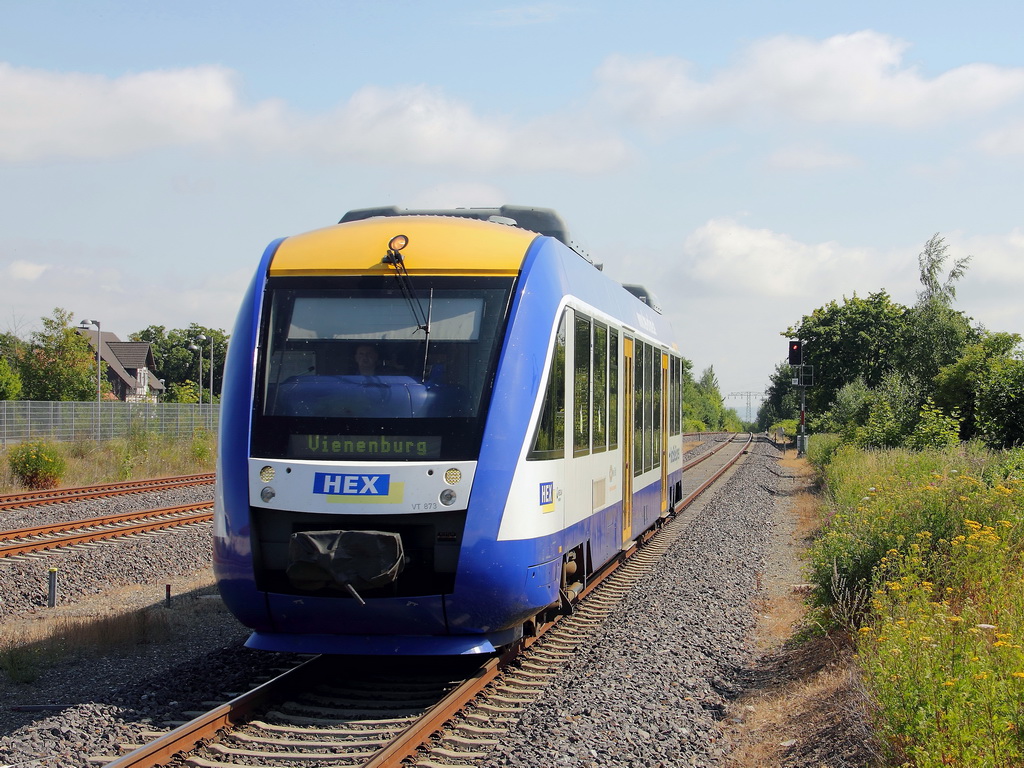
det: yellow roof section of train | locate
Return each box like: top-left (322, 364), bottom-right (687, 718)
top-left (269, 215), bottom-right (539, 277)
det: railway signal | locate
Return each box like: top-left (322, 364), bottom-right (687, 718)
top-left (787, 340), bottom-right (810, 457)
top-left (788, 340), bottom-right (802, 366)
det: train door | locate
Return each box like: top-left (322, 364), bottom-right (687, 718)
top-left (621, 336), bottom-right (634, 544)
top-left (661, 351), bottom-right (669, 513)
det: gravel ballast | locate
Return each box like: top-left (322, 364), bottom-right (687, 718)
top-left (481, 437), bottom-right (787, 768)
top-left (0, 438), bottom-right (799, 767)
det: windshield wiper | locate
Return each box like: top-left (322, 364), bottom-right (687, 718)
top-left (382, 236), bottom-right (431, 381)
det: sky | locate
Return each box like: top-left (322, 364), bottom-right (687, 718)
top-left (2, 1), bottom-right (1024, 419)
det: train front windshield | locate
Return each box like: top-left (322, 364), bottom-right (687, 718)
top-left (252, 276), bottom-right (515, 461)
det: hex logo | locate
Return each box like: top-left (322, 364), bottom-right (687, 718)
top-left (539, 481), bottom-right (555, 513)
top-left (314, 473), bottom-right (391, 496)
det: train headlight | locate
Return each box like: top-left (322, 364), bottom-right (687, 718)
top-left (388, 234), bottom-right (409, 251)
top-left (444, 468), bottom-right (461, 485)
top-left (439, 488), bottom-right (457, 506)
top-left (260, 486), bottom-right (276, 503)
top-left (259, 466), bottom-right (275, 482)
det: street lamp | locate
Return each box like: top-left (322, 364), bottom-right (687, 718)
top-left (189, 340), bottom-right (204, 403)
top-left (78, 319), bottom-right (101, 441)
top-left (78, 319), bottom-right (101, 404)
top-left (191, 334), bottom-right (215, 405)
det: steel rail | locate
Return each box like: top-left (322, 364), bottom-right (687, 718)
top-left (0, 503), bottom-right (213, 558)
top-left (360, 655), bottom-right (510, 768)
top-left (0, 474), bottom-right (215, 511)
top-left (680, 431), bottom-right (740, 472)
top-left (677, 432), bottom-right (752, 507)
top-left (98, 434), bottom-right (754, 768)
top-left (367, 433), bottom-right (755, 767)
top-left (102, 657), bottom-right (324, 768)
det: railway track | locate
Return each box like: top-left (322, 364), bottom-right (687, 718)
top-left (0, 474), bottom-right (215, 512)
top-left (0, 503), bottom-right (214, 560)
top-left (97, 434), bottom-right (752, 768)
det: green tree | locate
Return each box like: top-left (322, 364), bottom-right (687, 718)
top-left (0, 330), bottom-right (22, 361)
top-left (916, 233), bottom-right (971, 306)
top-left (164, 379), bottom-right (202, 404)
top-left (131, 323), bottom-right (229, 402)
top-left (906, 398), bottom-right (962, 450)
top-left (0, 356), bottom-right (22, 400)
top-left (975, 357), bottom-right (1024, 448)
top-left (853, 372), bottom-right (923, 449)
top-left (813, 377), bottom-right (871, 441)
top-left (901, 234), bottom-right (978, 384)
top-left (685, 366), bottom-right (727, 431)
top-left (757, 363), bottom-right (800, 431)
top-left (720, 408), bottom-right (744, 432)
top-left (933, 332), bottom-right (1022, 440)
top-left (17, 308), bottom-right (102, 401)
top-left (785, 291), bottom-right (910, 415)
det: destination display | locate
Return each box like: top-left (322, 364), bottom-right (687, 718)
top-left (289, 434), bottom-right (442, 459)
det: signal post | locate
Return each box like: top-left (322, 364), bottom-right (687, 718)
top-left (788, 340), bottom-right (813, 456)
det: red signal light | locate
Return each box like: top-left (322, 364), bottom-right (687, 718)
top-left (788, 340), bottom-right (802, 366)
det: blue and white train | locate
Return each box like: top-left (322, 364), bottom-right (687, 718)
top-left (214, 206), bottom-right (687, 655)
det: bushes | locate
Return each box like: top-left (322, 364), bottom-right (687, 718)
top-left (806, 433), bottom-right (843, 470)
top-left (906, 398), bottom-right (961, 450)
top-left (7, 440), bottom-right (67, 489)
top-left (809, 443), bottom-right (1024, 766)
top-left (976, 357), bottom-right (1024, 449)
top-left (808, 444), bottom-right (1007, 618)
top-left (858, 505), bottom-right (1024, 766)
top-left (1, 431), bottom-right (217, 492)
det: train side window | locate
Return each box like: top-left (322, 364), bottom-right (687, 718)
top-left (670, 356), bottom-right (682, 436)
top-left (634, 340), bottom-right (645, 477)
top-left (609, 328), bottom-right (619, 450)
top-left (593, 322), bottom-right (607, 453)
top-left (573, 314), bottom-right (592, 458)
top-left (648, 343), bottom-right (660, 472)
top-left (527, 312), bottom-right (567, 461)
top-left (641, 341), bottom-right (653, 474)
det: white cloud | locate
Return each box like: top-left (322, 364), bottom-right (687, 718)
top-left (954, 229), bottom-right (1024, 281)
top-left (943, 230), bottom-right (1024, 333)
top-left (0, 63), bottom-right (286, 162)
top-left (6, 260), bottom-right (49, 281)
top-left (976, 120), bottom-right (1024, 155)
top-left (765, 144), bottom-right (859, 170)
top-left (315, 85), bottom-right (631, 172)
top-left (595, 31), bottom-right (1024, 128)
top-left (407, 182), bottom-right (508, 209)
top-left (0, 256), bottom-right (251, 340)
top-left (0, 63), bottom-right (630, 172)
top-left (674, 218), bottom-right (909, 303)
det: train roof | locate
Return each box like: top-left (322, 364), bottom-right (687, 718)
top-left (333, 205), bottom-right (662, 315)
top-left (621, 284), bottom-right (663, 314)
top-left (269, 214), bottom-right (537, 277)
top-left (340, 205), bottom-right (570, 246)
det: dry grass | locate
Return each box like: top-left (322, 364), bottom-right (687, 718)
top-left (0, 432), bottom-right (216, 494)
top-left (725, 635), bottom-right (875, 767)
top-left (723, 454), bottom-right (882, 768)
top-left (0, 572), bottom-right (221, 683)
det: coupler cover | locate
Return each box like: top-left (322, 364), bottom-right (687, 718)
top-left (286, 530), bottom-right (406, 592)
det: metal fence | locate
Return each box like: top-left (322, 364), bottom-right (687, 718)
top-left (0, 401), bottom-right (219, 446)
